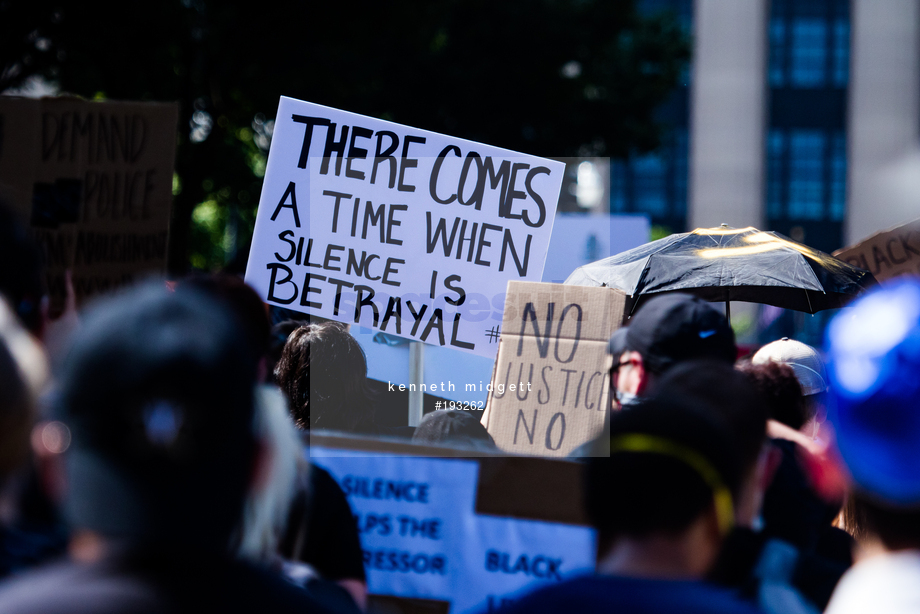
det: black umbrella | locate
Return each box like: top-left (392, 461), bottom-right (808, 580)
top-left (564, 225), bottom-right (876, 320)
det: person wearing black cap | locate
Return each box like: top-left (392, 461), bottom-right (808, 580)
top-left (609, 293), bottom-right (736, 407)
top-left (0, 283), bottom-right (346, 613)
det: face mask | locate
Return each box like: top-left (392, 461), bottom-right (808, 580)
top-left (615, 389), bottom-right (637, 407)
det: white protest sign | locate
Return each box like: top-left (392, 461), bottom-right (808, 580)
top-left (245, 97), bottom-right (564, 357)
top-left (311, 448), bottom-right (596, 614)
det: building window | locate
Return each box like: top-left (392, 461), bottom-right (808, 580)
top-left (767, 131), bottom-right (786, 218)
top-left (790, 19), bottom-right (828, 87)
top-left (832, 19), bottom-right (849, 86)
top-left (770, 0), bottom-right (849, 89)
top-left (787, 131), bottom-right (826, 219)
top-left (608, 128), bottom-right (688, 228)
top-left (769, 21), bottom-right (787, 86)
top-left (767, 129), bottom-right (846, 225)
top-left (829, 132), bottom-right (846, 221)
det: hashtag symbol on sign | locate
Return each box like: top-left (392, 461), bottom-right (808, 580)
top-left (485, 326), bottom-right (501, 343)
top-left (435, 401), bottom-right (442, 410)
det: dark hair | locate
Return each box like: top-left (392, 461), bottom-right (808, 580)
top-left (176, 274), bottom-right (271, 368)
top-left (0, 201), bottom-right (45, 334)
top-left (585, 396), bottom-right (740, 548)
top-left (651, 360), bottom-right (769, 474)
top-left (737, 360), bottom-right (808, 430)
top-left (854, 493), bottom-right (920, 550)
top-left (274, 322), bottom-right (375, 432)
top-left (59, 283), bottom-right (257, 545)
top-left (412, 411), bottom-right (496, 449)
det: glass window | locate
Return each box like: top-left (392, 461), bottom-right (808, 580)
top-left (767, 131), bottom-right (786, 219)
top-left (632, 153), bottom-right (668, 217)
top-left (610, 161), bottom-right (628, 213)
top-left (832, 19), bottom-right (849, 86)
top-left (790, 19), bottom-right (828, 87)
top-left (829, 132), bottom-right (846, 221)
top-left (673, 130), bottom-right (688, 212)
top-left (769, 20), bottom-right (787, 86)
top-left (788, 131), bottom-right (825, 219)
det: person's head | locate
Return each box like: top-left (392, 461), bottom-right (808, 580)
top-left (0, 200), bottom-right (45, 336)
top-left (412, 411), bottom-right (496, 450)
top-left (614, 294), bottom-right (736, 398)
top-left (651, 360), bottom-right (770, 528)
top-left (56, 282), bottom-right (258, 549)
top-left (585, 395), bottom-right (741, 577)
top-left (737, 360), bottom-right (807, 430)
top-left (752, 337), bottom-right (827, 431)
top-left (825, 279), bottom-right (920, 551)
top-left (274, 321), bottom-right (375, 432)
top-left (267, 319), bottom-right (307, 385)
top-left (177, 274), bottom-right (271, 379)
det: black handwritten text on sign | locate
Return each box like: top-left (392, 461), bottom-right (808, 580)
top-left (245, 98), bottom-right (564, 358)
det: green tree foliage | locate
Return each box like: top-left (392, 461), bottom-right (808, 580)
top-left (2, 0), bottom-right (689, 272)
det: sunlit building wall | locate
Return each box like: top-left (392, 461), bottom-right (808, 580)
top-left (612, 0), bottom-right (913, 257)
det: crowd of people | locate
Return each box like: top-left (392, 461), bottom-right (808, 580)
top-left (0, 199), bottom-right (918, 613)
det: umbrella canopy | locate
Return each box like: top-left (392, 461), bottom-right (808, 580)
top-left (564, 225), bottom-right (877, 314)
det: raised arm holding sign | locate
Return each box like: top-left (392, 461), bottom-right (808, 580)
top-left (245, 98), bottom-right (564, 358)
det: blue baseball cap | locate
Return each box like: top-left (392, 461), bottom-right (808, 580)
top-left (826, 279), bottom-right (920, 506)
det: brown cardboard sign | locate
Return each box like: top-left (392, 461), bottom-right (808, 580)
top-left (481, 281), bottom-right (628, 457)
top-left (0, 97), bottom-right (179, 314)
top-left (834, 218), bottom-right (920, 283)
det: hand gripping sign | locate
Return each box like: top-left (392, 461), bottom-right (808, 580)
top-left (245, 97), bottom-right (564, 358)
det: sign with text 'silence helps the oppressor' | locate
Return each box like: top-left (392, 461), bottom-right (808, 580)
top-left (245, 97), bottom-right (564, 357)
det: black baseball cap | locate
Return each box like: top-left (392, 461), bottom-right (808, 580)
top-left (58, 282), bottom-right (258, 546)
top-left (625, 293), bottom-right (736, 375)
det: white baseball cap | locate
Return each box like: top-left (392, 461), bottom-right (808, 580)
top-left (752, 337), bottom-right (827, 396)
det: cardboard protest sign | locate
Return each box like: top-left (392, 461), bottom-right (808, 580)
top-left (310, 433), bottom-right (596, 614)
top-left (481, 281), bottom-right (628, 458)
top-left (245, 97), bottom-right (564, 358)
top-left (0, 97), bottom-right (178, 315)
top-left (834, 218), bottom-right (920, 282)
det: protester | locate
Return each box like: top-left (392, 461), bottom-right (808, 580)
top-left (609, 293), bottom-right (736, 406)
top-left (275, 322), bottom-right (377, 433)
top-left (752, 338), bottom-right (827, 441)
top-left (181, 277), bottom-right (367, 610)
top-left (0, 283), bottom-right (347, 613)
top-left (652, 360), bottom-right (841, 613)
top-left (177, 274), bottom-right (272, 378)
top-left (495, 394), bottom-right (760, 614)
top-left (412, 411), bottom-right (497, 450)
top-left (737, 361), bottom-right (808, 431)
top-left (734, 360), bottom-right (851, 610)
top-left (272, 321), bottom-right (369, 608)
top-left (822, 280), bottom-right (920, 613)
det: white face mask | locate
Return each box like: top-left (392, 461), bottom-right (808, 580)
top-left (615, 389), bottom-right (638, 407)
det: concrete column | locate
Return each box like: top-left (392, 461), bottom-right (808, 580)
top-left (846, 0), bottom-right (920, 244)
top-left (689, 0), bottom-right (769, 231)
